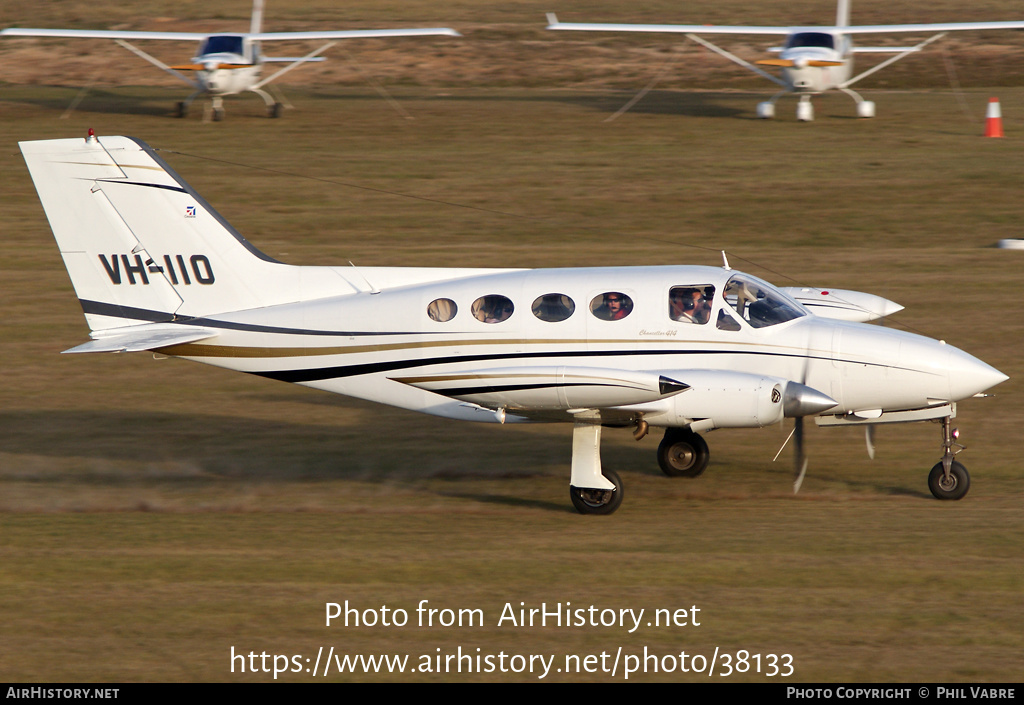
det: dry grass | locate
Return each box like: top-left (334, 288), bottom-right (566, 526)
top-left (1, 0), bottom-right (1023, 683)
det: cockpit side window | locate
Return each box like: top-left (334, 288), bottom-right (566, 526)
top-left (669, 285), bottom-right (714, 324)
top-left (532, 293), bottom-right (575, 322)
top-left (472, 295), bottom-right (514, 324)
top-left (590, 292), bottom-right (633, 321)
top-left (785, 32), bottom-right (835, 50)
top-left (722, 274), bottom-right (805, 329)
top-left (716, 309), bottom-right (742, 332)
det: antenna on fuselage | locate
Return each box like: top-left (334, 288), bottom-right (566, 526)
top-left (721, 250), bottom-right (731, 270)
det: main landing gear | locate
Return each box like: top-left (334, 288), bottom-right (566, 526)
top-left (175, 90), bottom-right (283, 121)
top-left (756, 89), bottom-right (875, 121)
top-left (657, 427), bottom-right (710, 477)
top-left (568, 422), bottom-right (623, 515)
top-left (928, 416), bottom-right (970, 500)
top-left (566, 423), bottom-right (712, 515)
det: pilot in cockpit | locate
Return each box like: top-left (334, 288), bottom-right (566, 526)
top-left (670, 286), bottom-right (712, 324)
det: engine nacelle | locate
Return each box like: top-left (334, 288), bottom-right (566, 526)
top-left (634, 370), bottom-right (836, 430)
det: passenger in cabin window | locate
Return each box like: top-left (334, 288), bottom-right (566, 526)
top-left (592, 292), bottom-right (631, 321)
top-left (473, 295), bottom-right (514, 323)
top-left (670, 286), bottom-right (713, 324)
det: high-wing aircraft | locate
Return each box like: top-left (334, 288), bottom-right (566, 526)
top-left (547, 0), bottom-right (1024, 121)
top-left (0, 0), bottom-right (459, 120)
top-left (20, 134), bottom-right (1007, 513)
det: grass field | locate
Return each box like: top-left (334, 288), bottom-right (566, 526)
top-left (1, 0), bottom-right (1022, 683)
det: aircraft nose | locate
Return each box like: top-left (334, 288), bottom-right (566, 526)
top-left (945, 345), bottom-right (1008, 400)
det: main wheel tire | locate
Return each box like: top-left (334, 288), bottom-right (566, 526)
top-left (928, 461), bottom-right (970, 500)
top-left (570, 468), bottom-right (623, 515)
top-left (657, 429), bottom-right (710, 478)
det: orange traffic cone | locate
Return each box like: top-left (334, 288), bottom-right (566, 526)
top-left (985, 97), bottom-right (1004, 138)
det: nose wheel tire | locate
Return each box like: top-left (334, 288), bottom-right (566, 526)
top-left (928, 461), bottom-right (970, 500)
top-left (570, 468), bottom-right (623, 515)
top-left (657, 429), bottom-right (710, 477)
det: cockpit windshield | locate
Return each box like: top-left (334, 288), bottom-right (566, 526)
top-left (785, 32), bottom-right (835, 50)
top-left (722, 274), bottom-right (806, 329)
top-left (200, 35), bottom-right (245, 57)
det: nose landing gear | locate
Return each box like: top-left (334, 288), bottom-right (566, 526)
top-left (928, 416), bottom-right (970, 500)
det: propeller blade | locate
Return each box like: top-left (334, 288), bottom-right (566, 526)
top-left (793, 417), bottom-right (808, 493)
top-left (865, 425), bottom-right (876, 460)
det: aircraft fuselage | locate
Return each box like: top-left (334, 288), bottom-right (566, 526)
top-left (154, 265), bottom-right (1004, 428)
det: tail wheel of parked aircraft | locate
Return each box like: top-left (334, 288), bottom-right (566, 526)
top-left (570, 468), bottom-right (623, 515)
top-left (928, 461), bottom-right (970, 501)
top-left (657, 428), bottom-right (710, 477)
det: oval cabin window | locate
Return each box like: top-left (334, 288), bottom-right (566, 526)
top-left (471, 295), bottom-right (514, 323)
top-left (590, 292), bottom-right (632, 321)
top-left (532, 293), bottom-right (575, 322)
top-left (427, 298), bottom-right (457, 322)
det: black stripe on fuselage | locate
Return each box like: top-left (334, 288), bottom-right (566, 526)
top-left (424, 381), bottom-right (646, 398)
top-left (252, 348), bottom-right (853, 384)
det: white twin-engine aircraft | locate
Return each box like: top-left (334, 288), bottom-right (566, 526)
top-left (0, 0), bottom-right (458, 120)
top-left (20, 134), bottom-right (1006, 514)
top-left (547, 0), bottom-right (1024, 121)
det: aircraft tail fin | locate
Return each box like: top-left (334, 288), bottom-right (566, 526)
top-left (250, 0), bottom-right (265, 35)
top-left (836, 0), bottom-right (851, 28)
top-left (20, 134), bottom-right (290, 332)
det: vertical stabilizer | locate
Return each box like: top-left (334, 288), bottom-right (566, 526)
top-left (836, 0), bottom-right (851, 28)
top-left (250, 0), bottom-right (265, 35)
top-left (20, 135), bottom-right (290, 331)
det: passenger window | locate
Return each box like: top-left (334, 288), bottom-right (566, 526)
top-left (471, 295), bottom-right (514, 324)
top-left (669, 285), bottom-right (714, 325)
top-left (590, 292), bottom-right (632, 321)
top-left (532, 293), bottom-right (575, 322)
top-left (427, 298), bottom-right (457, 322)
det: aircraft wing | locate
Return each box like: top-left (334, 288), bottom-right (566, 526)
top-left (546, 14), bottom-right (1024, 36)
top-left (62, 324), bottom-right (218, 354)
top-left (250, 29), bottom-right (461, 41)
top-left (0, 28), bottom-right (206, 41)
top-left (546, 13), bottom-right (791, 36)
top-left (843, 21), bottom-right (1024, 35)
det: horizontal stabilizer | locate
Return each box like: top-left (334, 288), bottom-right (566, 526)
top-left (391, 366), bottom-right (689, 411)
top-left (63, 325), bottom-right (217, 354)
top-left (756, 58), bottom-right (845, 67)
top-left (853, 47), bottom-right (923, 53)
top-left (170, 63), bottom-right (253, 71)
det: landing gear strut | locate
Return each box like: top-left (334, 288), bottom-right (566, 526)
top-left (568, 422), bottom-right (622, 515)
top-left (928, 416), bottom-right (970, 500)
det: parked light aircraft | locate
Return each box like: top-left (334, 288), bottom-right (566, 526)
top-left (20, 134), bottom-right (1007, 513)
top-left (0, 0), bottom-right (459, 120)
top-left (547, 0), bottom-right (1024, 121)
